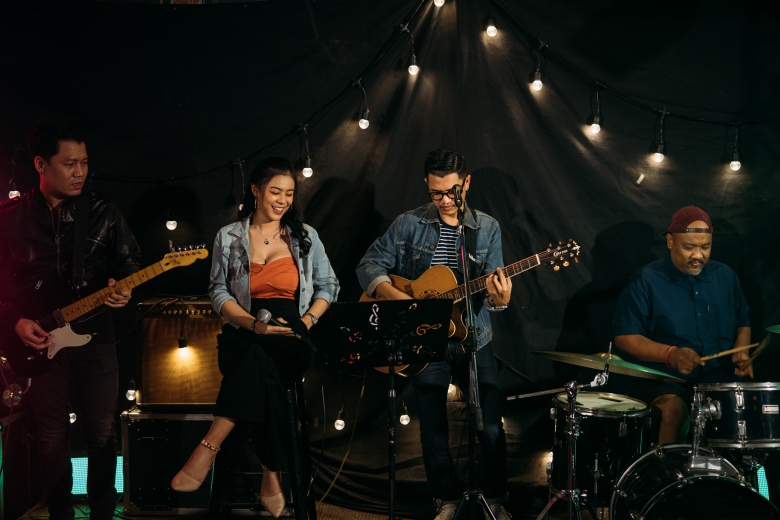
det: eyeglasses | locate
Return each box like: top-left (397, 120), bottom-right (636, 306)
top-left (428, 184), bottom-right (463, 201)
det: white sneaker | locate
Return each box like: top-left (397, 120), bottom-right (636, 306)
top-left (435, 502), bottom-right (459, 520)
top-left (486, 503), bottom-right (511, 520)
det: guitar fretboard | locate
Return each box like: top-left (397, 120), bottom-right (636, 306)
top-left (60, 262), bottom-right (165, 322)
top-left (438, 249), bottom-right (558, 301)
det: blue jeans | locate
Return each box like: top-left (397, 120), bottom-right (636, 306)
top-left (412, 342), bottom-right (508, 501)
top-left (27, 343), bottom-right (119, 520)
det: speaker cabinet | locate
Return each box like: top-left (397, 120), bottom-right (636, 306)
top-left (137, 298), bottom-right (224, 408)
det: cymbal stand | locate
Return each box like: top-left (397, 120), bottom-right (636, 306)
top-left (688, 388), bottom-right (724, 472)
top-left (535, 345), bottom-right (612, 520)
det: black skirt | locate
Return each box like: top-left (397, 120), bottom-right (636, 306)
top-left (213, 298), bottom-right (313, 424)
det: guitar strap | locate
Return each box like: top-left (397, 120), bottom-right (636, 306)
top-left (71, 191), bottom-right (89, 300)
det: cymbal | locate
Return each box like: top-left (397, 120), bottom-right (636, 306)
top-left (534, 351), bottom-right (684, 383)
top-left (768, 324), bottom-right (780, 334)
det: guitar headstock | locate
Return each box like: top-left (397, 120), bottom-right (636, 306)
top-left (545, 239), bottom-right (581, 271)
top-left (161, 244), bottom-right (209, 271)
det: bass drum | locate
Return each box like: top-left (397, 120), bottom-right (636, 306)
top-left (610, 444), bottom-right (779, 520)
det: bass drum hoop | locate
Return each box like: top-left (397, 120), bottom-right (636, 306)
top-left (609, 443), bottom-right (743, 520)
top-left (553, 392), bottom-right (651, 419)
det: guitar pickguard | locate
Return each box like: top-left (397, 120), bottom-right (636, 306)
top-left (46, 324), bottom-right (92, 359)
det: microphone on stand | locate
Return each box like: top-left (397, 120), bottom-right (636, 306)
top-left (257, 309), bottom-right (301, 339)
top-left (451, 184), bottom-right (463, 208)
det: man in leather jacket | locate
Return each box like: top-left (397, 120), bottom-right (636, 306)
top-left (0, 115), bottom-right (141, 520)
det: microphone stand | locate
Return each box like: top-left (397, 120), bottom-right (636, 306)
top-left (450, 187), bottom-right (495, 520)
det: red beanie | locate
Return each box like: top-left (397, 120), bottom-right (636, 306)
top-left (665, 205), bottom-right (713, 235)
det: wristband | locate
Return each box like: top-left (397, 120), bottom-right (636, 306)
top-left (665, 346), bottom-right (677, 368)
top-left (304, 312), bottom-right (319, 325)
top-left (251, 318), bottom-right (259, 334)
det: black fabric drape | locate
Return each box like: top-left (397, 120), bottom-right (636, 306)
top-left (2, 0), bottom-right (780, 516)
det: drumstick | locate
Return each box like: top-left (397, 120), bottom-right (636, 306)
top-left (746, 334), bottom-right (771, 365)
top-left (700, 342), bottom-right (759, 361)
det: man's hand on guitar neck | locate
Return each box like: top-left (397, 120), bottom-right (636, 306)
top-left (105, 278), bottom-right (132, 308)
top-left (15, 319), bottom-right (52, 350)
top-left (486, 267), bottom-right (511, 307)
top-left (375, 281), bottom-right (413, 300)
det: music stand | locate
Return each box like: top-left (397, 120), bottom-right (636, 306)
top-left (328, 300), bottom-right (453, 520)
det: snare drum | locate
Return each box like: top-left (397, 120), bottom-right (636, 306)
top-left (696, 382), bottom-right (780, 448)
top-left (610, 443), bottom-right (779, 519)
top-left (549, 392), bottom-right (650, 506)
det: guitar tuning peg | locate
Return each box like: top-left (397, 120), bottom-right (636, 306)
top-left (563, 261), bottom-right (570, 267)
top-left (558, 241), bottom-right (562, 245)
top-left (574, 258), bottom-right (579, 263)
top-left (548, 243), bottom-right (552, 248)
top-left (553, 265), bottom-right (560, 271)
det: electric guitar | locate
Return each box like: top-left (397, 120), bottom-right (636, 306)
top-left (1, 246), bottom-right (209, 377)
top-left (360, 240), bottom-right (581, 376)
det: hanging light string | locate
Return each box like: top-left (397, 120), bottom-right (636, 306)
top-left (401, 23), bottom-right (419, 75)
top-left (494, 0), bottom-right (779, 128)
top-left (589, 88), bottom-right (602, 134)
top-left (299, 124), bottom-right (313, 178)
top-left (355, 80), bottom-right (371, 129)
top-left (652, 109), bottom-right (668, 163)
top-left (83, 0), bottom-right (429, 185)
top-left (730, 125), bottom-right (742, 171)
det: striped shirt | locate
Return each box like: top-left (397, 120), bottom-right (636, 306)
top-left (431, 219), bottom-right (460, 270)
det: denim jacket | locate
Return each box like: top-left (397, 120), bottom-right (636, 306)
top-left (356, 203), bottom-right (505, 349)
top-left (210, 217), bottom-right (340, 328)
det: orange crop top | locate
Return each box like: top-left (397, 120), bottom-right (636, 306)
top-left (249, 257), bottom-right (299, 299)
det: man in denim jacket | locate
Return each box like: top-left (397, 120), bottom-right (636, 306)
top-left (356, 149), bottom-right (512, 520)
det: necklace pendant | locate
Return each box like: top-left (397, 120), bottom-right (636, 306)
top-left (264, 239), bottom-right (269, 245)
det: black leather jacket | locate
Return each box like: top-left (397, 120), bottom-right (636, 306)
top-left (0, 188), bottom-right (141, 342)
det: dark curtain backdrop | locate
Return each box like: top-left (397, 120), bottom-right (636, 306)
top-left (2, 0), bottom-right (780, 516)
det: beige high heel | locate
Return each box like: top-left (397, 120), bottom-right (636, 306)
top-left (260, 465), bottom-right (286, 517)
top-left (171, 439), bottom-right (221, 492)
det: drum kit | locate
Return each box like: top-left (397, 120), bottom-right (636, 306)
top-left (508, 341), bottom-right (780, 520)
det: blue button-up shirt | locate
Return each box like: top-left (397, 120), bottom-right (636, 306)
top-left (613, 254), bottom-right (750, 382)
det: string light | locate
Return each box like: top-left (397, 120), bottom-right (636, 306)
top-left (334, 406), bottom-right (345, 430)
top-left (166, 209), bottom-right (177, 230)
top-left (299, 125), bottom-right (314, 177)
top-left (400, 402), bottom-right (410, 425)
top-left (69, 412), bottom-right (77, 424)
top-left (302, 156), bottom-right (313, 177)
top-left (402, 24), bottom-right (419, 76)
top-left (589, 89), bottom-right (602, 134)
top-left (8, 180), bottom-right (20, 199)
top-left (486, 18), bottom-right (497, 37)
top-left (652, 109), bottom-right (668, 163)
top-left (531, 44), bottom-right (546, 91)
top-left (434, 0), bottom-right (445, 5)
top-left (355, 81), bottom-right (370, 129)
top-left (126, 379), bottom-right (137, 401)
top-left (730, 125), bottom-right (742, 171)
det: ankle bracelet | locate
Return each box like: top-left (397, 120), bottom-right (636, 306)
top-left (200, 439), bottom-right (221, 452)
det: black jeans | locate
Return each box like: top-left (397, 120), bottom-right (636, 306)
top-left (412, 341), bottom-right (508, 501)
top-left (27, 342), bottom-right (119, 520)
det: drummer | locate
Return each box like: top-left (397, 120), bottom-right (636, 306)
top-left (611, 205), bottom-right (753, 444)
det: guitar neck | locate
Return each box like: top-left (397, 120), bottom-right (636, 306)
top-left (60, 262), bottom-right (165, 322)
top-left (439, 251), bottom-right (551, 301)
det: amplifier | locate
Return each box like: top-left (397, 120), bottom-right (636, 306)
top-left (136, 298), bottom-right (224, 408)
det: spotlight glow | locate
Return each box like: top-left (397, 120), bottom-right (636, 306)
top-left (652, 152), bottom-right (665, 163)
top-left (589, 123), bottom-right (601, 134)
top-left (448, 384), bottom-right (455, 394)
top-left (434, 0), bottom-right (444, 5)
top-left (730, 161), bottom-right (741, 171)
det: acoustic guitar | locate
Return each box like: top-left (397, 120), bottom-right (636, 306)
top-left (360, 240), bottom-right (581, 376)
top-left (1, 246), bottom-right (209, 377)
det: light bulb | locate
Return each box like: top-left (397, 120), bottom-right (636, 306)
top-left (8, 190), bottom-right (20, 199)
top-left (589, 123), bottom-right (601, 134)
top-left (653, 152), bottom-right (664, 163)
top-left (434, 0), bottom-right (444, 5)
top-left (126, 379), bottom-right (137, 401)
top-left (486, 19), bottom-right (497, 37)
top-left (447, 384), bottom-right (455, 394)
top-left (334, 418), bottom-right (345, 430)
top-left (302, 156), bottom-right (313, 178)
top-left (653, 143), bottom-right (666, 163)
top-left (730, 161), bottom-right (741, 171)
top-left (408, 55), bottom-right (419, 76)
top-left (531, 71), bottom-right (543, 91)
top-left (166, 209), bottom-right (177, 230)
top-left (400, 414), bottom-right (410, 425)
top-left (69, 412), bottom-right (77, 424)
top-left (359, 108), bottom-right (370, 130)
top-left (547, 451), bottom-right (554, 463)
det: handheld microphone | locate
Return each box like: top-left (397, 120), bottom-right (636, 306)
top-left (257, 309), bottom-right (301, 339)
top-left (451, 184), bottom-right (463, 208)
